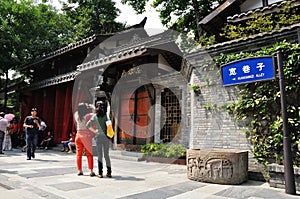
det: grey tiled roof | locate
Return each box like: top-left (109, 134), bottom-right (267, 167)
top-left (206, 23), bottom-right (300, 50)
top-left (25, 71), bottom-right (78, 91)
top-left (227, 0), bottom-right (300, 22)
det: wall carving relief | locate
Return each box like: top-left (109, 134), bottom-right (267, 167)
top-left (187, 149), bottom-right (248, 184)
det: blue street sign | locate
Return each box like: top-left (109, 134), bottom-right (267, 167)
top-left (221, 56), bottom-right (275, 86)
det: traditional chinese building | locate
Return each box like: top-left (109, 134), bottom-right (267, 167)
top-left (20, 19), bottom-right (188, 150)
top-left (19, 0), bottom-right (299, 156)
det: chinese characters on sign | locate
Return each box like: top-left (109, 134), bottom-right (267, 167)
top-left (221, 56), bottom-right (275, 86)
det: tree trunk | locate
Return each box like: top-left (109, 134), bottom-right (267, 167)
top-left (4, 70), bottom-right (8, 112)
top-left (192, 0), bottom-right (202, 39)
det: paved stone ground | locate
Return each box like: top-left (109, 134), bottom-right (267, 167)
top-left (0, 149), bottom-right (299, 199)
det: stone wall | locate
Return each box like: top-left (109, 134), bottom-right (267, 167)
top-left (267, 163), bottom-right (300, 191)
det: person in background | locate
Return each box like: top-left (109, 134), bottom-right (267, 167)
top-left (0, 112), bottom-right (9, 154)
top-left (68, 132), bottom-right (76, 153)
top-left (2, 122), bottom-right (12, 151)
top-left (38, 117), bottom-right (47, 148)
top-left (10, 118), bottom-right (20, 148)
top-left (74, 103), bottom-right (95, 177)
top-left (40, 131), bottom-right (53, 150)
top-left (23, 108), bottom-right (41, 160)
top-left (87, 100), bottom-right (112, 178)
top-left (61, 132), bottom-right (75, 153)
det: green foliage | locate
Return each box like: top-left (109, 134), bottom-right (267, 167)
top-left (0, 0), bottom-right (73, 109)
top-left (189, 84), bottom-right (200, 92)
top-left (198, 32), bottom-right (216, 47)
top-left (0, 0), bottom-right (126, 110)
top-left (62, 0), bottom-right (126, 39)
top-left (141, 143), bottom-right (186, 158)
top-left (216, 42), bottom-right (300, 167)
top-left (221, 0), bottom-right (300, 40)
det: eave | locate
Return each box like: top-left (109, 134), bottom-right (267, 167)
top-left (22, 71), bottom-right (77, 91)
top-left (188, 23), bottom-right (300, 58)
top-left (199, 0), bottom-right (247, 40)
top-left (227, 0), bottom-right (300, 23)
top-left (21, 34), bottom-right (113, 70)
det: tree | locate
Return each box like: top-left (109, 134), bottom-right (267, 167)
top-left (62, 0), bottom-right (126, 40)
top-left (121, 0), bottom-right (223, 40)
top-left (0, 0), bottom-right (73, 111)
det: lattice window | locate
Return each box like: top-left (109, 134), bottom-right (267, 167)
top-left (160, 88), bottom-right (181, 143)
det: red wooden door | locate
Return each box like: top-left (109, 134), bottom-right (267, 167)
top-left (118, 86), bottom-right (149, 145)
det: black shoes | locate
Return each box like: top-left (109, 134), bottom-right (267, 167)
top-left (0, 152), bottom-right (4, 154)
top-left (106, 173), bottom-right (112, 178)
top-left (27, 153), bottom-right (35, 160)
top-left (97, 173), bottom-right (112, 178)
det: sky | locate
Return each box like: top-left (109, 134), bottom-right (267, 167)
top-left (113, 0), bottom-right (165, 30)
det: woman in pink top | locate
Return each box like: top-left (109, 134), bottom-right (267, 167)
top-left (74, 103), bottom-right (95, 176)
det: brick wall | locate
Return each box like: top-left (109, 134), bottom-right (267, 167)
top-left (187, 53), bottom-right (251, 151)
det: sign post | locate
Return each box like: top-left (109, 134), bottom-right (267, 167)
top-left (221, 53), bottom-right (296, 195)
top-left (276, 47), bottom-right (296, 195)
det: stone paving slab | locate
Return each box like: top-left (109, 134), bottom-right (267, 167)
top-left (0, 149), bottom-right (299, 199)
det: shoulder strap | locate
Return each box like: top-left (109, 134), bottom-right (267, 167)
top-left (106, 112), bottom-right (110, 120)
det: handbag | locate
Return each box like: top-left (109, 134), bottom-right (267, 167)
top-left (106, 112), bottom-right (114, 138)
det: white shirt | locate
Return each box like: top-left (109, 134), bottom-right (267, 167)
top-left (0, 117), bottom-right (9, 132)
top-left (74, 112), bottom-right (87, 131)
top-left (39, 121), bottom-right (47, 131)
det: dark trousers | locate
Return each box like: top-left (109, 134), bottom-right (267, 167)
top-left (26, 132), bottom-right (38, 158)
top-left (63, 142), bottom-right (69, 148)
top-left (11, 133), bottom-right (19, 148)
top-left (95, 135), bottom-right (111, 174)
top-left (0, 131), bottom-right (4, 153)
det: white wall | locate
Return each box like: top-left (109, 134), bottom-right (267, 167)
top-left (240, 0), bottom-right (263, 12)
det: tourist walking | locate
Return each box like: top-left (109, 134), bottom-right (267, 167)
top-left (86, 100), bottom-right (112, 178)
top-left (2, 124), bottom-right (12, 151)
top-left (0, 112), bottom-right (9, 154)
top-left (23, 108), bottom-right (41, 160)
top-left (10, 118), bottom-right (20, 148)
top-left (74, 103), bottom-right (95, 177)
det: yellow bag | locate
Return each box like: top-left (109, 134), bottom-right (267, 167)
top-left (106, 120), bottom-right (114, 138)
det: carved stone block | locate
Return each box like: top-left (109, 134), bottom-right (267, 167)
top-left (187, 149), bottom-right (248, 184)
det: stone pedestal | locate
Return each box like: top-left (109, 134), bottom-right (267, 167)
top-left (187, 149), bottom-right (248, 184)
